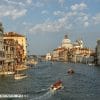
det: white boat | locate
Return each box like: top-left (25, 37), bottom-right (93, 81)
top-left (15, 65), bottom-right (29, 71)
top-left (88, 63), bottom-right (95, 66)
top-left (26, 59), bottom-right (38, 65)
top-left (0, 71), bottom-right (15, 75)
top-left (14, 74), bottom-right (27, 80)
top-left (50, 80), bottom-right (63, 91)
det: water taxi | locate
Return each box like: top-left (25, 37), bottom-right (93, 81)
top-left (50, 80), bottom-right (63, 91)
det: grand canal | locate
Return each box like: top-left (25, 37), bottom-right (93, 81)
top-left (0, 62), bottom-right (100, 100)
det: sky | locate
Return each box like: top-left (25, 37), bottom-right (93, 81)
top-left (0, 0), bottom-right (100, 55)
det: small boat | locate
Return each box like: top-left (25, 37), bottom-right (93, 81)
top-left (50, 80), bottom-right (63, 91)
top-left (88, 63), bottom-right (95, 66)
top-left (67, 68), bottom-right (74, 74)
top-left (26, 59), bottom-right (38, 65)
top-left (14, 74), bottom-right (27, 80)
top-left (0, 71), bottom-right (15, 75)
top-left (15, 65), bottom-right (29, 71)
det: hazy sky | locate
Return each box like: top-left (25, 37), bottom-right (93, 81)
top-left (0, 0), bottom-right (100, 55)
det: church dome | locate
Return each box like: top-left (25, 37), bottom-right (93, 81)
top-left (62, 35), bottom-right (71, 44)
top-left (62, 38), bottom-right (71, 44)
top-left (61, 35), bottom-right (73, 49)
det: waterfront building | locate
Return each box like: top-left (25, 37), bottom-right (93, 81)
top-left (0, 22), bottom-right (5, 68)
top-left (52, 48), bottom-right (60, 61)
top-left (61, 35), bottom-right (73, 49)
top-left (70, 48), bottom-right (94, 63)
top-left (52, 35), bottom-right (73, 61)
top-left (52, 47), bottom-right (68, 61)
top-left (4, 32), bottom-right (27, 63)
top-left (3, 39), bottom-right (16, 71)
top-left (46, 53), bottom-right (52, 61)
top-left (96, 40), bottom-right (100, 65)
top-left (51, 34), bottom-right (94, 63)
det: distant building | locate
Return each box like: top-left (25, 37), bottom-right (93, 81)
top-left (61, 35), bottom-right (73, 49)
top-left (4, 32), bottom-right (27, 63)
top-left (96, 40), bottom-right (100, 66)
top-left (73, 39), bottom-right (84, 48)
top-left (52, 48), bottom-right (60, 61)
top-left (51, 34), bottom-right (94, 63)
top-left (46, 53), bottom-right (52, 61)
top-left (0, 22), bottom-right (5, 67)
top-left (70, 48), bottom-right (94, 63)
top-left (52, 47), bottom-right (68, 61)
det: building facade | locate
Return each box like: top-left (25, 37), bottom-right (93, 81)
top-left (4, 32), bottom-right (27, 63)
top-left (46, 53), bottom-right (52, 61)
top-left (51, 34), bottom-right (94, 63)
top-left (3, 39), bottom-right (16, 71)
top-left (96, 40), bottom-right (100, 66)
top-left (0, 22), bottom-right (5, 67)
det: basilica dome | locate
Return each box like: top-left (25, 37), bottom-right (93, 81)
top-left (61, 35), bottom-right (73, 49)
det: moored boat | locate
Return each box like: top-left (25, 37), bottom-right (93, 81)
top-left (0, 71), bottom-right (15, 75)
top-left (15, 65), bottom-right (29, 71)
top-left (14, 74), bottom-right (27, 80)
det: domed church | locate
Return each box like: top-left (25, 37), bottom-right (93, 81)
top-left (61, 35), bottom-right (73, 49)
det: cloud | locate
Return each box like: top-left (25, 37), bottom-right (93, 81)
top-left (0, 5), bottom-right (27, 20)
top-left (84, 22), bottom-right (89, 27)
top-left (58, 0), bottom-right (65, 7)
top-left (93, 13), bottom-right (100, 24)
top-left (26, 0), bottom-right (32, 4)
top-left (11, 9), bottom-right (27, 20)
top-left (33, 2), bottom-right (44, 8)
top-left (0, 0), bottom-right (30, 20)
top-left (29, 22), bottom-right (59, 33)
top-left (29, 2), bottom-right (90, 34)
top-left (41, 10), bottom-right (48, 15)
top-left (29, 15), bottom-right (72, 34)
top-left (3, 0), bottom-right (25, 6)
top-left (71, 3), bottom-right (87, 11)
top-left (53, 11), bottom-right (65, 16)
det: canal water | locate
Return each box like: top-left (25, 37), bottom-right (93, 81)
top-left (0, 62), bottom-right (100, 100)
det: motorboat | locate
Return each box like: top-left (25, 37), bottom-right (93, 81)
top-left (67, 68), bottom-right (74, 74)
top-left (50, 80), bottom-right (63, 91)
top-left (0, 71), bottom-right (15, 75)
top-left (14, 74), bottom-right (27, 80)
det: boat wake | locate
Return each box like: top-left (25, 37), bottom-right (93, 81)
top-left (29, 81), bottom-right (63, 100)
top-left (29, 89), bottom-right (55, 100)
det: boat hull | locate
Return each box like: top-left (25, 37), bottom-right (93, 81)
top-left (14, 74), bottom-right (27, 80)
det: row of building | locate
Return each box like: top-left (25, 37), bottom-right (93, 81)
top-left (0, 23), bottom-right (27, 71)
top-left (46, 35), bottom-right (100, 65)
top-left (95, 40), bottom-right (100, 65)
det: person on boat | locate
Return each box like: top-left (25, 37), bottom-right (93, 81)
top-left (67, 68), bottom-right (74, 74)
top-left (51, 80), bottom-right (62, 89)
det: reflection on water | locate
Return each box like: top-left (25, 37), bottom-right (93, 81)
top-left (0, 62), bottom-right (100, 100)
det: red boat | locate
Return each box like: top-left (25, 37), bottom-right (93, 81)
top-left (50, 80), bottom-right (63, 91)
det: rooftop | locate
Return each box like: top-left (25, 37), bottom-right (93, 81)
top-left (4, 32), bottom-right (24, 37)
